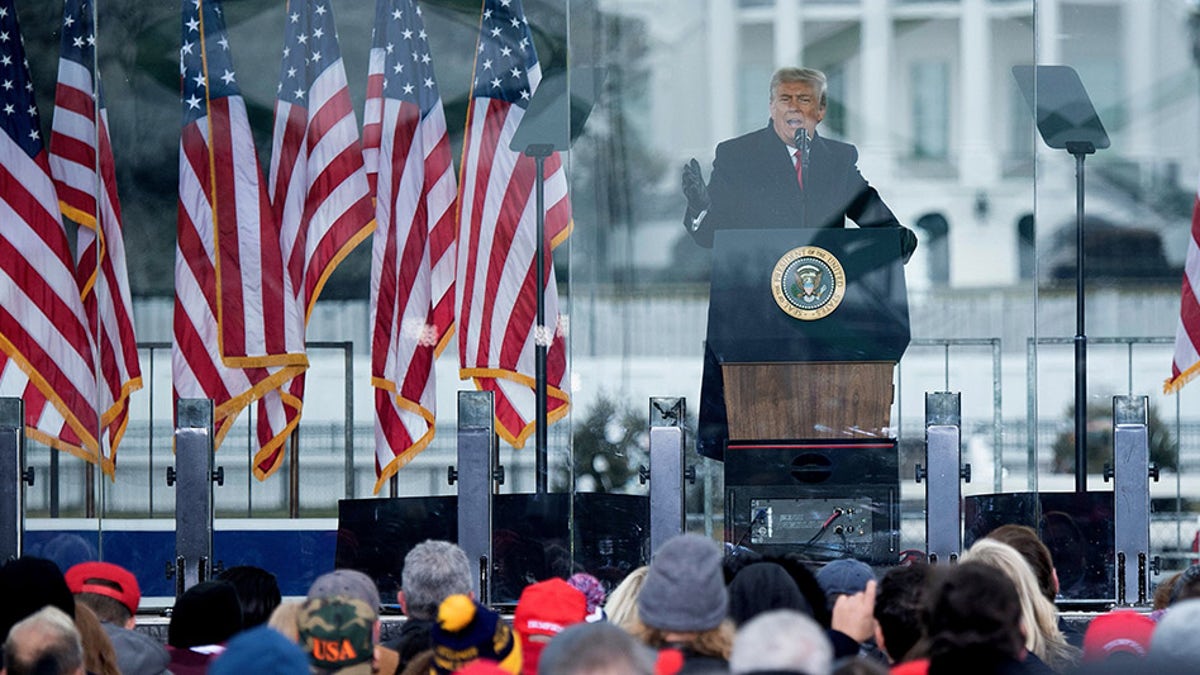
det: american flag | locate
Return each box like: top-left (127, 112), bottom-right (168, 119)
top-left (457, 0), bottom-right (571, 447)
top-left (365, 0), bottom-right (457, 490)
top-left (173, 0), bottom-right (307, 454)
top-left (1166, 175), bottom-right (1200, 393)
top-left (49, 0), bottom-right (142, 477)
top-left (0, 0), bottom-right (99, 461)
top-left (256, 0), bottom-right (374, 479)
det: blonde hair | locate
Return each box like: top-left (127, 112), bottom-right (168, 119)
top-left (630, 618), bottom-right (735, 660)
top-left (266, 600), bottom-right (303, 643)
top-left (962, 539), bottom-right (1080, 671)
top-left (605, 566), bottom-right (649, 633)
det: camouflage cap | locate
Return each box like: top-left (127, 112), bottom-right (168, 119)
top-left (307, 569), bottom-right (381, 611)
top-left (298, 595), bottom-right (376, 674)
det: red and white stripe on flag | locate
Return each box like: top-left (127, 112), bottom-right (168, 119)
top-left (48, 0), bottom-right (142, 477)
top-left (1166, 176), bottom-right (1200, 393)
top-left (0, 0), bottom-right (99, 462)
top-left (173, 0), bottom-right (306, 455)
top-left (456, 0), bottom-right (572, 448)
top-left (365, 0), bottom-right (457, 491)
top-left (257, 0), bottom-right (374, 480)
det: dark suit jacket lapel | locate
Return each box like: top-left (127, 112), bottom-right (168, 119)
top-left (754, 126), bottom-right (804, 216)
top-left (806, 134), bottom-right (832, 197)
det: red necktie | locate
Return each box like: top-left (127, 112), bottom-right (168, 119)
top-left (794, 151), bottom-right (804, 189)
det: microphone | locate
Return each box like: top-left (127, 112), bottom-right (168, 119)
top-left (794, 127), bottom-right (811, 172)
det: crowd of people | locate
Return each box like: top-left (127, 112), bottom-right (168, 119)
top-left (5, 526), bottom-right (1200, 674)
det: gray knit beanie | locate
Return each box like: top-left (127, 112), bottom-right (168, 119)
top-left (637, 534), bottom-right (727, 632)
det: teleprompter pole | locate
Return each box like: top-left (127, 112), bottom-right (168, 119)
top-left (1067, 141), bottom-right (1094, 493)
top-left (527, 145), bottom-right (554, 495)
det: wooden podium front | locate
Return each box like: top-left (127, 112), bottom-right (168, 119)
top-left (722, 361), bottom-right (894, 440)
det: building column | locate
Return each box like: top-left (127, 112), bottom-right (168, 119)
top-left (709, 0), bottom-right (738, 141)
top-left (959, 0), bottom-right (997, 186)
top-left (859, 0), bottom-right (893, 181)
top-left (1037, 0), bottom-right (1060, 65)
top-left (1123, 0), bottom-right (1154, 163)
top-left (775, 0), bottom-right (799, 67)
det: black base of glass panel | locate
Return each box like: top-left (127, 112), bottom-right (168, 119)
top-left (335, 492), bottom-right (649, 606)
top-left (964, 491), bottom-right (1114, 604)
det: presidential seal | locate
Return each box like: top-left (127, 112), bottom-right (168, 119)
top-left (771, 246), bottom-right (846, 320)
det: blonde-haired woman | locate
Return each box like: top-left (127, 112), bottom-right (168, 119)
top-left (604, 565), bottom-right (649, 632)
top-left (962, 538), bottom-right (1080, 672)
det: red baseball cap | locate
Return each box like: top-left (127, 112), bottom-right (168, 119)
top-left (65, 561), bottom-right (141, 615)
top-left (1082, 610), bottom-right (1155, 661)
top-left (513, 578), bottom-right (587, 675)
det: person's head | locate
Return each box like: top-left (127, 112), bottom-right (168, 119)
top-left (297, 596), bottom-right (378, 675)
top-left (1154, 571), bottom-right (1182, 610)
top-left (0, 556), bottom-right (76, 643)
top-left (961, 539), bottom-right (1078, 671)
top-left (768, 67), bottom-right (827, 147)
top-left (602, 566), bottom-right (647, 632)
top-left (209, 624), bottom-right (310, 675)
top-left (513, 578), bottom-right (588, 675)
top-left (772, 554), bottom-right (833, 629)
top-left (167, 579), bottom-right (243, 649)
top-left (635, 534), bottom-right (732, 656)
top-left (536, 622), bottom-right (655, 675)
top-left (216, 565), bottom-right (282, 629)
top-left (1149, 597), bottom-right (1200, 670)
top-left (565, 573), bottom-right (606, 621)
top-left (1082, 610), bottom-right (1155, 664)
top-left (986, 524), bottom-right (1058, 603)
top-left (923, 562), bottom-right (1024, 668)
top-left (267, 600), bottom-right (304, 643)
top-left (308, 569), bottom-right (381, 611)
top-left (3, 606), bottom-right (85, 675)
top-left (65, 561), bottom-right (141, 629)
top-left (815, 559), bottom-right (874, 613)
top-left (727, 562), bottom-right (811, 627)
top-left (1168, 563), bottom-right (1200, 605)
top-left (872, 563), bottom-right (931, 663)
top-left (71, 601), bottom-right (119, 675)
top-left (729, 609), bottom-right (832, 675)
top-left (400, 540), bottom-right (473, 621)
top-left (298, 569), bottom-right (383, 674)
top-left (430, 594), bottom-right (520, 675)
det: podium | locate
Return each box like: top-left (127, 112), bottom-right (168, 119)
top-left (712, 228), bottom-right (911, 563)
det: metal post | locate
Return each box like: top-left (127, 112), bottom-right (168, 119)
top-left (648, 398), bottom-right (686, 555)
top-left (85, 463), bottom-right (95, 518)
top-left (456, 391), bottom-right (495, 602)
top-left (992, 338), bottom-right (1003, 493)
top-left (1026, 338), bottom-right (1039, 493)
top-left (173, 399), bottom-right (216, 595)
top-left (288, 431), bottom-right (300, 519)
top-left (0, 398), bottom-right (25, 562)
top-left (343, 341), bottom-right (355, 500)
top-left (1112, 395), bottom-right (1151, 606)
top-left (49, 444), bottom-right (59, 518)
top-left (1069, 146), bottom-right (1092, 493)
top-left (921, 392), bottom-right (965, 563)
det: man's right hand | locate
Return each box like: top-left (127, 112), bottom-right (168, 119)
top-left (682, 159), bottom-right (710, 214)
top-left (831, 579), bottom-right (877, 644)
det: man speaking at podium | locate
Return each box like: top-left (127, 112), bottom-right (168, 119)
top-left (682, 66), bottom-right (917, 460)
